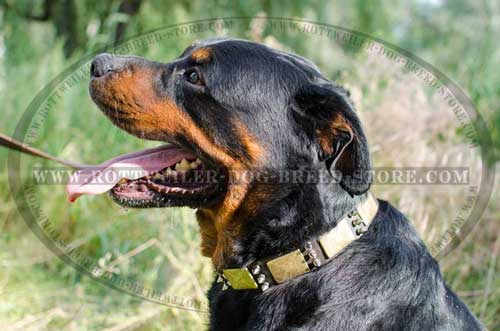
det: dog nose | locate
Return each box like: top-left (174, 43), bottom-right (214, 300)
top-left (90, 53), bottom-right (119, 78)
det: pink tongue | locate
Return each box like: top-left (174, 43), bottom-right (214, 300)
top-left (66, 144), bottom-right (194, 202)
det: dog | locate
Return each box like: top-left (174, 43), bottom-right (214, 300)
top-left (70, 38), bottom-right (483, 330)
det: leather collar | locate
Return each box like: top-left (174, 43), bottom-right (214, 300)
top-left (217, 192), bottom-right (379, 291)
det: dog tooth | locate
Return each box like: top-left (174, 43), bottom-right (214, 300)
top-left (118, 178), bottom-right (128, 185)
top-left (190, 161), bottom-right (198, 169)
top-left (175, 163), bottom-right (189, 172)
top-left (153, 173), bottom-right (163, 180)
top-left (195, 158), bottom-right (202, 164)
top-left (166, 168), bottom-right (174, 176)
top-left (178, 158), bottom-right (191, 171)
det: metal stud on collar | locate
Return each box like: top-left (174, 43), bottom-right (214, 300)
top-left (250, 264), bottom-right (271, 291)
top-left (348, 211), bottom-right (368, 237)
top-left (251, 264), bottom-right (261, 275)
top-left (217, 273), bottom-right (231, 291)
top-left (304, 241), bottom-right (322, 268)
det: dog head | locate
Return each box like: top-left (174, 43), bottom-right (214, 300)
top-left (87, 38), bottom-right (372, 266)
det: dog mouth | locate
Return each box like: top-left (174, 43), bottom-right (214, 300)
top-left (66, 143), bottom-right (226, 208)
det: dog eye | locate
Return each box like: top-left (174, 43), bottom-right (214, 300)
top-left (186, 68), bottom-right (203, 85)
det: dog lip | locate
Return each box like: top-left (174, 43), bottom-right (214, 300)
top-left (108, 163), bottom-right (225, 208)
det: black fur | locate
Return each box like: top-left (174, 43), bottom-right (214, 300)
top-left (185, 39), bottom-right (482, 330)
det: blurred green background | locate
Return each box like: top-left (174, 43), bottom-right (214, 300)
top-left (0, 1), bottom-right (498, 330)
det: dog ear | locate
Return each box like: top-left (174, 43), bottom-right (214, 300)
top-left (292, 83), bottom-right (372, 195)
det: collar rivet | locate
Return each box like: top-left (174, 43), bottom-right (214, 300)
top-left (251, 265), bottom-right (261, 275)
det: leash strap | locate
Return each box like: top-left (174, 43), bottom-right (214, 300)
top-left (0, 132), bottom-right (84, 169)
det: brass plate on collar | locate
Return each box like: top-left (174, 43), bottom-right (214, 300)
top-left (318, 218), bottom-right (357, 258)
top-left (222, 268), bottom-right (258, 290)
top-left (266, 249), bottom-right (310, 284)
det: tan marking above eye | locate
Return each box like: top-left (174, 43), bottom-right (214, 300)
top-left (191, 47), bottom-right (212, 62)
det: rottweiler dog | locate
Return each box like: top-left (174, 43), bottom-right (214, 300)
top-left (75, 38), bottom-right (483, 330)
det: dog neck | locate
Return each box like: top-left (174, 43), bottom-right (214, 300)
top-left (197, 180), bottom-right (366, 271)
top-left (238, 183), bottom-right (365, 263)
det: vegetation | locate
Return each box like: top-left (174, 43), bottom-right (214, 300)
top-left (0, 1), bottom-right (498, 330)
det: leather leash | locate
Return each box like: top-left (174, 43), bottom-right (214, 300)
top-left (0, 132), bottom-right (85, 169)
